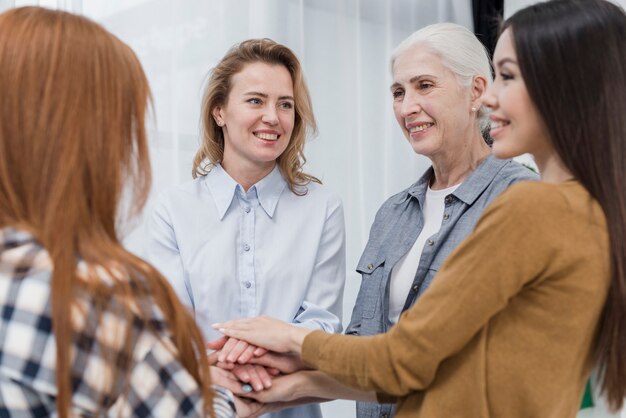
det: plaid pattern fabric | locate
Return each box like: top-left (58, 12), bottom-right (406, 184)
top-left (0, 227), bottom-right (235, 417)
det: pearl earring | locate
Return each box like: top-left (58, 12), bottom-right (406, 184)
top-left (471, 106), bottom-right (477, 112)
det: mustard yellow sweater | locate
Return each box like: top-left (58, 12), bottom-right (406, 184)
top-left (303, 181), bottom-right (610, 418)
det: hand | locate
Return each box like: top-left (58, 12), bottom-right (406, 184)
top-left (213, 316), bottom-right (313, 354)
top-left (207, 336), bottom-right (268, 364)
top-left (247, 352), bottom-right (308, 375)
top-left (241, 372), bottom-right (304, 403)
top-left (230, 364), bottom-right (274, 392)
top-left (210, 366), bottom-right (248, 396)
top-left (233, 396), bottom-right (266, 418)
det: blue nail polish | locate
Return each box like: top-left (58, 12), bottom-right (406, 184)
top-left (241, 384), bottom-right (253, 393)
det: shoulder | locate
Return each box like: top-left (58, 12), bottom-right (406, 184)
top-left (492, 158), bottom-right (539, 184)
top-left (154, 177), bottom-right (205, 206)
top-left (483, 181), bottom-right (575, 223)
top-left (0, 229), bottom-right (53, 313)
top-left (292, 181), bottom-right (343, 210)
top-left (372, 184), bottom-right (415, 220)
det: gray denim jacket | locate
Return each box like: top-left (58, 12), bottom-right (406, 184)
top-left (346, 156), bottom-right (537, 418)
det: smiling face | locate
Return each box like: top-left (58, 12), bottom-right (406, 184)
top-left (391, 45), bottom-right (480, 161)
top-left (212, 61), bottom-right (295, 176)
top-left (483, 28), bottom-right (551, 161)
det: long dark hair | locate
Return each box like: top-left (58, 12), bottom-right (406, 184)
top-left (503, 0), bottom-right (626, 411)
top-left (0, 7), bottom-right (214, 417)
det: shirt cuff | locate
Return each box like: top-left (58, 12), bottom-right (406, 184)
top-left (301, 330), bottom-right (331, 368)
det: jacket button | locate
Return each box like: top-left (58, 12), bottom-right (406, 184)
top-left (427, 239), bottom-right (434, 246)
top-left (367, 263), bottom-right (374, 270)
top-left (443, 213), bottom-right (450, 220)
top-left (444, 196), bottom-right (453, 204)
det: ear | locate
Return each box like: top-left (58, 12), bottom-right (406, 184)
top-left (212, 106), bottom-right (224, 126)
top-left (470, 75), bottom-right (488, 110)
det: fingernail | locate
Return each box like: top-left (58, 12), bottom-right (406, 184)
top-left (241, 384), bottom-right (253, 393)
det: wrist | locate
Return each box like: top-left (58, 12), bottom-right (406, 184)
top-left (288, 326), bottom-right (311, 354)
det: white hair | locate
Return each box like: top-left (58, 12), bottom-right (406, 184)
top-left (391, 23), bottom-right (493, 132)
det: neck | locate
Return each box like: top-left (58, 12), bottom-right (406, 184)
top-left (430, 136), bottom-right (491, 190)
top-left (534, 151), bottom-right (573, 183)
top-left (221, 160), bottom-right (276, 191)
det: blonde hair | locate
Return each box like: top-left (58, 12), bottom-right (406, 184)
top-left (0, 7), bottom-right (214, 417)
top-left (194, 38), bottom-right (320, 195)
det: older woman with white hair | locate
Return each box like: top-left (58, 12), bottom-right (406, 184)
top-left (211, 23), bottom-right (536, 417)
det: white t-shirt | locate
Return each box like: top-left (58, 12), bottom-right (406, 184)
top-left (388, 183), bottom-right (461, 323)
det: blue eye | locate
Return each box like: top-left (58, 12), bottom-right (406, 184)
top-left (247, 98), bottom-right (262, 105)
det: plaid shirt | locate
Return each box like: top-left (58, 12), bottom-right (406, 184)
top-left (0, 227), bottom-right (235, 417)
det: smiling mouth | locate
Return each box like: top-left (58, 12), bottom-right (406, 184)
top-left (490, 120), bottom-right (510, 129)
top-left (408, 123), bottom-right (434, 133)
top-left (254, 132), bottom-right (280, 141)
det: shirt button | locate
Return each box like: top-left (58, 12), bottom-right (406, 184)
top-left (244, 281), bottom-right (252, 288)
top-left (244, 207), bottom-right (251, 213)
top-left (367, 263), bottom-right (374, 270)
top-left (443, 213), bottom-right (450, 220)
top-left (427, 239), bottom-right (434, 246)
top-left (412, 284), bottom-right (419, 292)
top-left (243, 244), bottom-right (250, 251)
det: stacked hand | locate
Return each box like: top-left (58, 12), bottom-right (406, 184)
top-left (207, 316), bottom-right (316, 415)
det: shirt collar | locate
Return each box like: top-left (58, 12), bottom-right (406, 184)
top-left (453, 155), bottom-right (510, 205)
top-left (0, 227), bottom-right (36, 252)
top-left (253, 165), bottom-right (287, 218)
top-left (402, 155), bottom-right (511, 205)
top-left (205, 164), bottom-right (287, 220)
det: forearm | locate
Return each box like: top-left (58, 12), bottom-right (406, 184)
top-left (294, 370), bottom-right (377, 402)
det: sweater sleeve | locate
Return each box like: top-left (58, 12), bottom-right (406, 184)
top-left (302, 182), bottom-right (563, 396)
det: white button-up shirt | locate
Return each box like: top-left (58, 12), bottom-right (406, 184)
top-left (144, 164), bottom-right (346, 343)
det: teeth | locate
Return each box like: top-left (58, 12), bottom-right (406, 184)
top-left (256, 133), bottom-right (279, 141)
top-left (491, 121), bottom-right (510, 129)
top-left (408, 123), bottom-right (433, 133)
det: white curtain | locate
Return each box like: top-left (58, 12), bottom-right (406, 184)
top-left (1, 2), bottom-right (471, 415)
top-left (71, 0), bottom-right (473, 271)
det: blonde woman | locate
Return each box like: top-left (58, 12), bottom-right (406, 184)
top-left (144, 39), bottom-right (345, 418)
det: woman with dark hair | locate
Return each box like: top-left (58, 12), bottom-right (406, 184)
top-left (213, 0), bottom-right (626, 416)
top-left (144, 38), bottom-right (345, 418)
top-left (0, 6), bottom-right (238, 418)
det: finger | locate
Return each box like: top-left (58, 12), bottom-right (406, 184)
top-left (210, 367), bottom-right (246, 396)
top-left (254, 365), bottom-right (273, 389)
top-left (238, 345), bottom-right (257, 364)
top-left (246, 365), bottom-right (266, 392)
top-left (232, 365), bottom-right (252, 383)
top-left (253, 347), bottom-right (267, 357)
top-left (207, 350), bottom-right (219, 365)
top-left (267, 367), bottom-right (280, 376)
top-left (218, 337), bottom-right (240, 363)
top-left (226, 340), bottom-right (249, 363)
top-left (215, 361), bottom-right (235, 370)
top-left (206, 336), bottom-right (228, 351)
